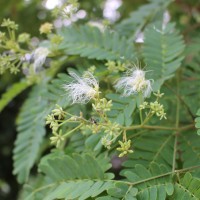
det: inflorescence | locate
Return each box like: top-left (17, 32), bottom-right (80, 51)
top-left (46, 67), bottom-right (167, 157)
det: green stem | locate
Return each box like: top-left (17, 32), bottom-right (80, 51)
top-left (123, 124), bottom-right (194, 132)
top-left (58, 118), bottom-right (77, 127)
top-left (127, 164), bottom-right (200, 186)
top-left (63, 124), bottom-right (83, 138)
top-left (164, 82), bottom-right (194, 120)
top-left (7, 28), bottom-right (12, 39)
top-left (172, 70), bottom-right (181, 172)
top-left (141, 112), bottom-right (153, 126)
top-left (138, 93), bottom-right (143, 123)
top-left (172, 133), bottom-right (178, 172)
top-left (139, 110), bottom-right (143, 124)
top-left (124, 125), bottom-right (176, 131)
top-left (175, 73), bottom-right (180, 129)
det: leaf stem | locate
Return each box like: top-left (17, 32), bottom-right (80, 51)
top-left (116, 164), bottom-right (200, 186)
top-left (123, 124), bottom-right (194, 131)
top-left (63, 124), bottom-right (83, 138)
top-left (172, 133), bottom-right (178, 172)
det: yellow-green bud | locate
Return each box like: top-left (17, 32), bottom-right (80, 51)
top-left (39, 22), bottom-right (53, 34)
top-left (18, 33), bottom-right (30, 43)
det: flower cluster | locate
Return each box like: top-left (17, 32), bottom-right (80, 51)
top-left (101, 122), bottom-right (121, 149)
top-left (92, 98), bottom-right (112, 113)
top-left (47, 67), bottom-right (167, 157)
top-left (117, 140), bottom-right (133, 157)
top-left (140, 101), bottom-right (167, 120)
top-left (50, 130), bottom-right (65, 148)
top-left (1, 18), bottom-right (18, 30)
top-left (105, 60), bottom-right (126, 73)
top-left (0, 18), bottom-right (51, 77)
top-left (39, 22), bottom-right (53, 34)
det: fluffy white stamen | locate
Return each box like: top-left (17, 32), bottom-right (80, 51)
top-left (63, 71), bottom-right (99, 104)
top-left (33, 47), bottom-right (50, 72)
top-left (115, 68), bottom-right (153, 98)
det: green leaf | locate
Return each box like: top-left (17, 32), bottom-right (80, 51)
top-left (179, 131), bottom-right (200, 173)
top-left (124, 131), bottom-right (175, 170)
top-left (106, 163), bottom-right (173, 200)
top-left (24, 153), bottom-right (114, 200)
top-left (195, 109), bottom-right (200, 135)
top-left (143, 22), bottom-right (185, 90)
top-left (106, 93), bottom-right (136, 126)
top-left (13, 83), bottom-right (48, 183)
top-left (108, 183), bottom-right (138, 199)
top-left (170, 173), bottom-right (200, 199)
top-left (116, 0), bottom-right (172, 39)
top-left (46, 73), bottom-right (71, 107)
top-left (0, 80), bottom-right (29, 112)
top-left (122, 163), bottom-right (174, 200)
top-left (59, 25), bottom-right (134, 61)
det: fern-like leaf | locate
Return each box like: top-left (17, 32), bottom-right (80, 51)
top-left (59, 25), bottom-right (134, 61)
top-left (0, 80), bottom-right (29, 112)
top-left (13, 83), bottom-right (48, 183)
top-left (13, 73), bottom-right (72, 183)
top-left (116, 0), bottom-right (171, 39)
top-left (24, 153), bottom-right (114, 200)
top-left (170, 173), bottom-right (200, 199)
top-left (143, 22), bottom-right (185, 90)
top-left (106, 93), bottom-right (136, 126)
top-left (179, 131), bottom-right (200, 171)
top-left (124, 131), bottom-right (174, 170)
top-left (107, 163), bottom-right (173, 200)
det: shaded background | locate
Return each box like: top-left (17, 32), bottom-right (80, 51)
top-left (0, 0), bottom-right (200, 199)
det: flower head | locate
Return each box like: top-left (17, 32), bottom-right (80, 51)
top-left (115, 68), bottom-right (153, 98)
top-left (63, 71), bottom-right (99, 104)
top-left (32, 47), bottom-right (50, 72)
top-left (39, 22), bottom-right (53, 34)
top-left (117, 140), bottom-right (133, 157)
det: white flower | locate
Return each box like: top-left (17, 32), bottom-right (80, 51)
top-left (115, 68), bottom-right (153, 98)
top-left (63, 71), bottom-right (99, 104)
top-left (33, 47), bottom-right (50, 72)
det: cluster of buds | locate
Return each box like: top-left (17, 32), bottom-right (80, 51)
top-left (51, 104), bottom-right (65, 120)
top-left (0, 54), bottom-right (20, 74)
top-left (139, 101), bottom-right (167, 120)
top-left (46, 105), bottom-right (67, 147)
top-left (0, 18), bottom-right (52, 77)
top-left (101, 122), bottom-right (121, 149)
top-left (92, 98), bottom-right (112, 113)
top-left (104, 122), bottom-right (121, 136)
top-left (117, 140), bottom-right (133, 157)
top-left (139, 91), bottom-right (166, 120)
top-left (50, 130), bottom-right (65, 148)
top-left (1, 18), bottom-right (18, 30)
top-left (105, 60), bottom-right (126, 73)
top-left (46, 114), bottom-right (59, 133)
top-left (39, 22), bottom-right (53, 35)
top-left (18, 33), bottom-right (30, 44)
top-left (149, 101), bottom-right (167, 120)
